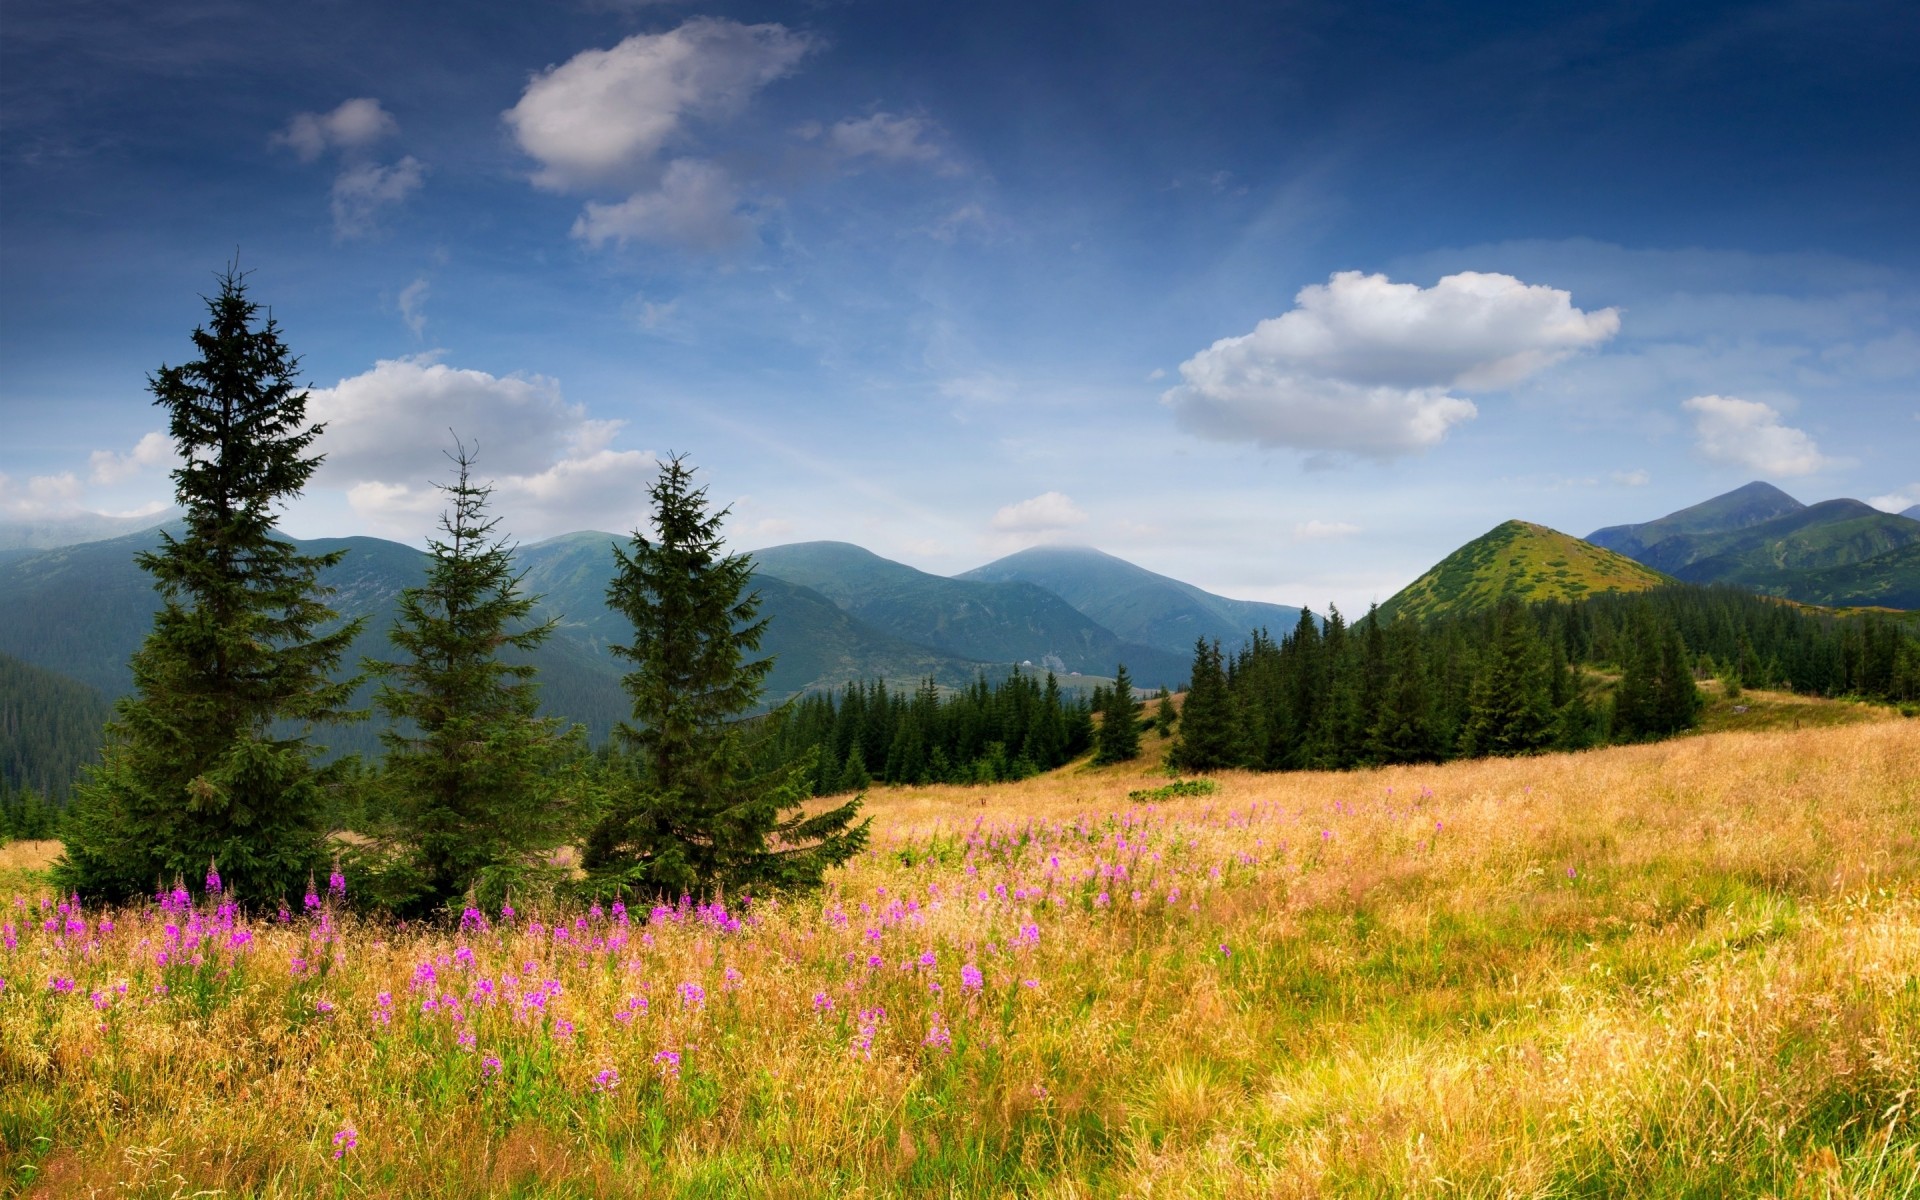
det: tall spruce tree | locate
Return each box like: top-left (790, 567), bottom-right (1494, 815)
top-left (364, 442), bottom-right (582, 914)
top-left (1094, 663), bottom-right (1142, 764)
top-left (56, 268), bottom-right (362, 903)
top-left (582, 455), bottom-right (867, 899)
top-left (1459, 599), bottom-right (1555, 757)
top-left (1168, 639), bottom-right (1237, 771)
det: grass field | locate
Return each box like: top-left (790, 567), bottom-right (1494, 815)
top-left (3, 716), bottom-right (1917, 1197)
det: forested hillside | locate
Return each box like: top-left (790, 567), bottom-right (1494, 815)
top-left (0, 652), bottom-right (112, 837)
top-left (1167, 585), bottom-right (1920, 775)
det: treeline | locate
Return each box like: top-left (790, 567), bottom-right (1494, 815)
top-left (1169, 585), bottom-right (1920, 773)
top-left (0, 651), bottom-right (111, 811)
top-left (753, 671), bottom-right (1097, 792)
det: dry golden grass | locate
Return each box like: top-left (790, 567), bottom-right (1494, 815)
top-left (2, 719), bottom-right (1917, 1197)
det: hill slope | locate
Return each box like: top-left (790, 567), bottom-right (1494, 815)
top-left (1379, 520), bottom-right (1672, 622)
top-left (751, 542), bottom-right (1190, 686)
top-left (956, 544), bottom-right (1303, 658)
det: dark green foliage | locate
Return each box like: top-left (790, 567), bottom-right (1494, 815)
top-left (0, 780), bottom-right (62, 842)
top-left (751, 668), bottom-right (1093, 792)
top-left (361, 444), bottom-right (583, 914)
top-left (0, 652), bottom-right (110, 804)
top-left (56, 268), bottom-right (363, 903)
top-left (1167, 639), bottom-right (1237, 772)
top-left (1458, 599), bottom-right (1555, 757)
top-left (583, 456), bottom-right (867, 900)
top-left (1152, 687), bottom-right (1177, 736)
top-left (1154, 584), bottom-right (1918, 777)
top-left (1093, 663), bottom-right (1142, 765)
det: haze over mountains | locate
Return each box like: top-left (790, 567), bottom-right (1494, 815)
top-left (5, 478), bottom-right (1917, 776)
top-left (0, 525), bottom-right (1302, 758)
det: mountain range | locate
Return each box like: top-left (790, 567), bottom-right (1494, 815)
top-left (4, 478), bottom-right (1915, 782)
top-left (1585, 482), bottom-right (1920, 607)
top-left (0, 525), bottom-right (1297, 758)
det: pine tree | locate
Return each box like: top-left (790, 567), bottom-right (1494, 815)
top-left (1152, 686), bottom-right (1177, 736)
top-left (56, 267), bottom-right (362, 903)
top-left (363, 442), bottom-right (583, 914)
top-left (1094, 663), bottom-right (1141, 765)
top-left (1168, 639), bottom-right (1236, 771)
top-left (582, 455), bottom-right (867, 900)
top-left (1459, 599), bottom-right (1555, 757)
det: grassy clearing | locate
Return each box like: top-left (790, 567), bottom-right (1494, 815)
top-left (3, 720), bottom-right (1918, 1197)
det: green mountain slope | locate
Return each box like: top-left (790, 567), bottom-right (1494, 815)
top-left (0, 528), bottom-right (1012, 762)
top-left (955, 544), bottom-right (1303, 657)
top-left (0, 651), bottom-right (112, 800)
top-left (750, 542), bottom-right (1191, 685)
top-left (1661, 498), bottom-right (1920, 587)
top-left (513, 533), bottom-right (994, 700)
top-left (1738, 541), bottom-right (1920, 610)
top-left (1379, 521), bottom-right (1672, 622)
top-left (1587, 483), bottom-right (1920, 610)
top-left (1586, 481), bottom-right (1806, 563)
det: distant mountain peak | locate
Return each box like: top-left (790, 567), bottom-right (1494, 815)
top-left (1380, 520), bottom-right (1670, 622)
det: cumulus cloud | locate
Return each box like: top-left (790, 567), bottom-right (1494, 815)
top-left (88, 431), bottom-right (176, 484)
top-left (1682, 395), bottom-right (1836, 477)
top-left (1163, 270), bottom-right (1620, 459)
top-left (304, 356), bottom-right (659, 538)
top-left (330, 157), bottom-right (424, 240)
top-left (816, 113), bottom-right (945, 167)
top-left (1868, 485), bottom-right (1920, 514)
top-left (272, 98), bottom-right (398, 162)
top-left (990, 491), bottom-right (1088, 533)
top-left (1292, 520), bottom-right (1361, 540)
top-left (504, 19), bottom-right (812, 191)
top-left (1611, 468), bottom-right (1651, 486)
top-left (571, 158), bottom-right (750, 249)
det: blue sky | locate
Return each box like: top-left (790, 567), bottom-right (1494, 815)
top-left (3, 0), bottom-right (1917, 612)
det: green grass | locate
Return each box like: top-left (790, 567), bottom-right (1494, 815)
top-left (3, 725), bottom-right (1917, 1197)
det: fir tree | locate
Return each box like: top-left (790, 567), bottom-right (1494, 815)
top-left (582, 455), bottom-right (867, 900)
top-left (56, 267), bottom-right (362, 903)
top-left (363, 442), bottom-right (583, 914)
top-left (1168, 639), bottom-right (1236, 771)
top-left (1459, 599), bottom-right (1555, 757)
top-left (1152, 686), bottom-right (1177, 736)
top-left (1094, 663), bottom-right (1142, 765)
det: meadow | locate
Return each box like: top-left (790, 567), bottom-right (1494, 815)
top-left (2, 704), bottom-right (1917, 1198)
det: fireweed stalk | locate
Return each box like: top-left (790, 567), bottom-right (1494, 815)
top-left (1, 721), bottom-right (1916, 1197)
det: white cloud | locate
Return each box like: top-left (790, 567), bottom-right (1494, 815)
top-left (990, 491), bottom-right (1088, 533)
top-left (272, 98), bottom-right (398, 162)
top-left (1292, 520), bottom-right (1361, 540)
top-left (1163, 270), bottom-right (1620, 459)
top-left (504, 19), bottom-right (813, 191)
top-left (88, 431), bottom-right (175, 484)
top-left (1611, 468), bottom-right (1651, 486)
top-left (572, 158), bottom-right (750, 249)
top-left (1682, 394), bottom-right (1836, 477)
top-left (398, 278), bottom-right (430, 338)
top-left (0, 470), bottom-right (82, 517)
top-left (822, 113), bottom-right (944, 167)
top-left (330, 156), bottom-right (424, 240)
top-left (274, 98), bottom-right (422, 239)
top-left (304, 356), bottom-right (659, 538)
top-left (1867, 485), bottom-right (1920, 513)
